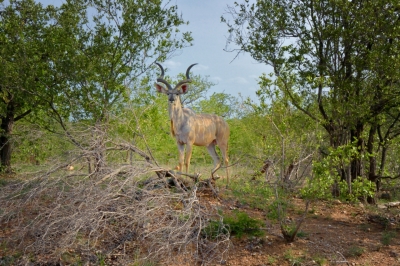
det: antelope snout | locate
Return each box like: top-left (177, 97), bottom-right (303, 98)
top-left (168, 94), bottom-right (176, 103)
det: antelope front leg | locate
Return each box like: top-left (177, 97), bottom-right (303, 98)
top-left (185, 143), bottom-right (193, 174)
top-left (176, 143), bottom-right (185, 173)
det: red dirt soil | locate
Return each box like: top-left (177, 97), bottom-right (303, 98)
top-left (206, 196), bottom-right (400, 266)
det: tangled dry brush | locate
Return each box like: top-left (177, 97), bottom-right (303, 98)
top-left (0, 150), bottom-right (230, 265)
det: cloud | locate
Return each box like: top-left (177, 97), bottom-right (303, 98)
top-left (164, 60), bottom-right (182, 69)
top-left (228, 77), bottom-right (249, 84)
top-left (246, 86), bottom-right (258, 92)
top-left (249, 74), bottom-right (261, 79)
top-left (163, 61), bottom-right (208, 74)
top-left (193, 64), bottom-right (209, 71)
top-left (210, 76), bottom-right (222, 84)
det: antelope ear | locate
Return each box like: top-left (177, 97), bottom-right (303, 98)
top-left (180, 84), bottom-right (189, 94)
top-left (155, 83), bottom-right (166, 93)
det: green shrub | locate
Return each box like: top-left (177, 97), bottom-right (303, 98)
top-left (284, 249), bottom-right (304, 265)
top-left (346, 245), bottom-right (364, 257)
top-left (228, 178), bottom-right (274, 210)
top-left (266, 198), bottom-right (290, 221)
top-left (381, 231), bottom-right (397, 246)
top-left (301, 142), bottom-right (375, 202)
top-left (0, 178), bottom-right (9, 187)
top-left (223, 210), bottom-right (265, 238)
top-left (202, 220), bottom-right (230, 239)
top-left (203, 210), bottom-right (265, 239)
top-left (295, 230), bottom-right (308, 238)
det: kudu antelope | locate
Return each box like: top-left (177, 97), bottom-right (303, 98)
top-left (154, 63), bottom-right (230, 185)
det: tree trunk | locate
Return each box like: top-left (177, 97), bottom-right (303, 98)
top-left (350, 122), bottom-right (364, 181)
top-left (328, 124), bottom-right (348, 182)
top-left (376, 145), bottom-right (389, 192)
top-left (380, 146), bottom-right (388, 177)
top-left (90, 122), bottom-right (107, 173)
top-left (0, 102), bottom-right (15, 173)
top-left (367, 124), bottom-right (379, 191)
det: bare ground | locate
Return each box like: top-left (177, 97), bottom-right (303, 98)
top-left (210, 194), bottom-right (400, 266)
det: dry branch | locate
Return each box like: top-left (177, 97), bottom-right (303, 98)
top-left (377, 201), bottom-right (400, 209)
top-left (110, 142), bottom-right (153, 164)
top-left (0, 160), bottom-right (230, 265)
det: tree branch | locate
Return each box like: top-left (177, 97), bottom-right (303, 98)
top-left (14, 109), bottom-right (32, 122)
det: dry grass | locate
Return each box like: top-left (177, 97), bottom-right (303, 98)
top-left (0, 159), bottom-right (230, 265)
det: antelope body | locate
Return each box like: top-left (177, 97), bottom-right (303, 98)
top-left (155, 63), bottom-right (230, 185)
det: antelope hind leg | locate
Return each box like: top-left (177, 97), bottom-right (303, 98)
top-left (207, 144), bottom-right (221, 179)
top-left (219, 143), bottom-right (229, 187)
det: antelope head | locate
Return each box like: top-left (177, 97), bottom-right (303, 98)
top-left (154, 63), bottom-right (198, 104)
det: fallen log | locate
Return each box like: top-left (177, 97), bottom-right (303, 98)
top-left (377, 201), bottom-right (400, 209)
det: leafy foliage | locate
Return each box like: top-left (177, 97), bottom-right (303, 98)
top-left (204, 210), bottom-right (265, 239)
top-left (229, 178), bottom-right (274, 210)
top-left (202, 219), bottom-right (230, 240)
top-left (346, 245), bottom-right (365, 257)
top-left (223, 210), bottom-right (265, 238)
top-left (301, 142), bottom-right (375, 201)
top-left (266, 198), bottom-right (291, 221)
top-left (223, 0), bottom-right (400, 194)
top-left (0, 0), bottom-right (192, 171)
top-left (381, 231), bottom-right (397, 246)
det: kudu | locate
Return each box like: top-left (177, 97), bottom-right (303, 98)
top-left (154, 63), bottom-right (230, 185)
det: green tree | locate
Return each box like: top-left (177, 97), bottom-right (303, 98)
top-left (0, 0), bottom-right (192, 172)
top-left (195, 92), bottom-right (239, 118)
top-left (229, 75), bottom-right (317, 181)
top-left (0, 0), bottom-right (57, 172)
top-left (44, 0), bottom-right (192, 171)
top-left (223, 0), bottom-right (400, 191)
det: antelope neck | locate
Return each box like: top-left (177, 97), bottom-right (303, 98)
top-left (168, 97), bottom-right (184, 128)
